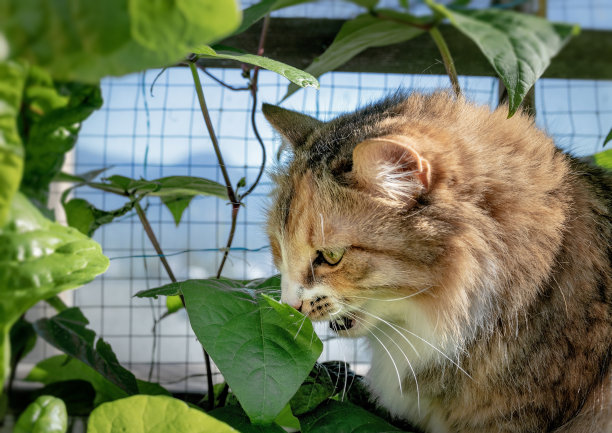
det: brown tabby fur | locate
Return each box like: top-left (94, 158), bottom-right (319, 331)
top-left (263, 92), bottom-right (612, 433)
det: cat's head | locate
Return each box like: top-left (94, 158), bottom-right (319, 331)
top-left (262, 92), bottom-right (566, 342)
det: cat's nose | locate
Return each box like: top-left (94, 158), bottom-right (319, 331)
top-left (290, 301), bottom-right (303, 312)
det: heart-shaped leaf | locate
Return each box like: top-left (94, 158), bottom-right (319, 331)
top-left (87, 395), bottom-right (237, 433)
top-left (426, 1), bottom-right (579, 116)
top-left (166, 277), bottom-right (322, 424)
top-left (0, 193), bottom-right (108, 395)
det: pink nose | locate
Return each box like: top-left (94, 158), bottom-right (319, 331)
top-left (290, 301), bottom-right (303, 312)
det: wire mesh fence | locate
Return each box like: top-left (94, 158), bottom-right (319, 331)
top-left (18, 0), bottom-right (612, 396)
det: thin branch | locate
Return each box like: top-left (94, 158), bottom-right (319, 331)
top-left (189, 62), bottom-right (239, 205)
top-left (241, 14), bottom-right (271, 200)
top-left (216, 204), bottom-right (240, 279)
top-left (429, 26), bottom-right (461, 96)
top-left (199, 67), bottom-right (250, 91)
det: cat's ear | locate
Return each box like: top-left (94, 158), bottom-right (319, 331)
top-left (352, 136), bottom-right (432, 201)
top-left (262, 103), bottom-right (323, 148)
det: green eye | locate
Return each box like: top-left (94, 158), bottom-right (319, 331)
top-left (321, 248), bottom-right (345, 266)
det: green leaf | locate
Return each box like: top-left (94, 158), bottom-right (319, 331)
top-left (9, 317), bottom-right (37, 372)
top-left (196, 45), bottom-right (319, 89)
top-left (593, 149), bottom-right (612, 171)
top-left (14, 395), bottom-right (67, 433)
top-left (290, 363), bottom-right (335, 416)
top-left (101, 175), bottom-right (228, 200)
top-left (298, 400), bottom-right (404, 433)
top-left (343, 0), bottom-right (379, 9)
top-left (604, 128), bottom-right (612, 147)
top-left (63, 198), bottom-right (135, 237)
top-left (283, 12), bottom-right (424, 100)
top-left (19, 67), bottom-right (103, 206)
top-left (34, 308), bottom-right (139, 396)
top-left (166, 295), bottom-right (185, 315)
top-left (210, 406), bottom-right (287, 433)
top-left (234, 0), bottom-right (312, 36)
top-left (0, 60), bottom-right (26, 226)
top-left (26, 354), bottom-right (170, 407)
top-left (135, 282), bottom-right (183, 299)
top-left (425, 1), bottom-right (579, 116)
top-left (87, 395), bottom-right (237, 433)
top-left (0, 0), bottom-right (241, 83)
top-left (180, 278), bottom-right (322, 424)
top-left (274, 403), bottom-right (301, 431)
top-left (161, 195), bottom-right (194, 226)
top-left (0, 193), bottom-right (108, 395)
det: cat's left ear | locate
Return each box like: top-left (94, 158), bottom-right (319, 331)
top-left (262, 103), bottom-right (323, 148)
top-left (352, 136), bottom-right (432, 201)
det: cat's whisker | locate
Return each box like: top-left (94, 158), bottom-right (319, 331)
top-left (345, 285), bottom-right (433, 302)
top-left (293, 314), bottom-right (308, 340)
top-left (344, 310), bottom-right (421, 412)
top-left (319, 213), bottom-right (326, 245)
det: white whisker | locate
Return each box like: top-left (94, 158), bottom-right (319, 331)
top-left (345, 285), bottom-right (433, 302)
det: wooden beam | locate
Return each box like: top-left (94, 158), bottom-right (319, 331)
top-left (197, 18), bottom-right (612, 80)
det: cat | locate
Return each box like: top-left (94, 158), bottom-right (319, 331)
top-left (262, 91), bottom-right (612, 433)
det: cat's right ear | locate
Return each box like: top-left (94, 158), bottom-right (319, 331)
top-left (262, 104), bottom-right (323, 148)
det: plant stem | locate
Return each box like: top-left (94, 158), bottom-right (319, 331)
top-left (189, 62), bottom-right (238, 205)
top-left (216, 204), bottom-right (240, 279)
top-left (429, 26), bottom-right (461, 96)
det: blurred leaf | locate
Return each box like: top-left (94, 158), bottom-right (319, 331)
top-left (290, 363), bottom-right (335, 416)
top-left (14, 395), bottom-right (67, 433)
top-left (196, 45), bottom-right (319, 89)
top-left (0, 60), bottom-right (26, 226)
top-left (9, 317), bottom-right (37, 371)
top-left (234, 0), bottom-right (312, 36)
top-left (176, 277), bottom-right (322, 424)
top-left (425, 1), bottom-right (579, 116)
top-left (298, 400), bottom-right (404, 433)
top-left (343, 0), bottom-right (379, 9)
top-left (87, 395), bottom-right (237, 433)
top-left (0, 193), bottom-right (108, 396)
top-left (604, 128), bottom-right (612, 147)
top-left (166, 295), bottom-right (184, 315)
top-left (593, 149), bottom-right (612, 170)
top-left (34, 308), bottom-right (139, 396)
top-left (19, 67), bottom-right (102, 206)
top-left (26, 354), bottom-right (170, 407)
top-left (210, 406), bottom-right (286, 433)
top-left (0, 0), bottom-right (241, 83)
top-left (55, 167), bottom-right (112, 184)
top-left (32, 380), bottom-right (96, 416)
top-left (63, 198), bottom-right (135, 237)
top-left (283, 12), bottom-right (424, 100)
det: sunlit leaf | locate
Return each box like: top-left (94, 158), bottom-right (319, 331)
top-left (87, 395), bottom-right (237, 433)
top-left (0, 194), bottom-right (108, 395)
top-left (195, 46), bottom-right (319, 89)
top-left (425, 0), bottom-right (579, 116)
top-left (593, 149), bottom-right (612, 170)
top-left (0, 0), bottom-right (241, 82)
top-left (13, 395), bottom-right (67, 433)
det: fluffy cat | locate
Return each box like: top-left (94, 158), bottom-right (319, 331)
top-left (262, 92), bottom-right (611, 433)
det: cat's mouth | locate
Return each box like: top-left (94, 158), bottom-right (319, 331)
top-left (329, 315), bottom-right (355, 332)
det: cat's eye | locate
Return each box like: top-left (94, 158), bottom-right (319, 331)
top-left (319, 248), bottom-right (345, 266)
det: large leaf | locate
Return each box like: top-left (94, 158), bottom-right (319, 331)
top-left (14, 395), bottom-right (67, 433)
top-left (298, 400), bottom-right (404, 433)
top-left (87, 395), bottom-right (237, 433)
top-left (0, 60), bottom-right (26, 226)
top-left (0, 193), bottom-right (108, 394)
top-left (33, 308), bottom-right (139, 396)
top-left (425, 1), bottom-right (579, 116)
top-left (290, 363), bottom-right (335, 416)
top-left (0, 0), bottom-right (241, 83)
top-left (144, 277), bottom-right (322, 424)
top-left (195, 45), bottom-right (319, 89)
top-left (284, 12), bottom-right (424, 100)
top-left (26, 354), bottom-right (169, 406)
top-left (19, 66), bottom-right (102, 205)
